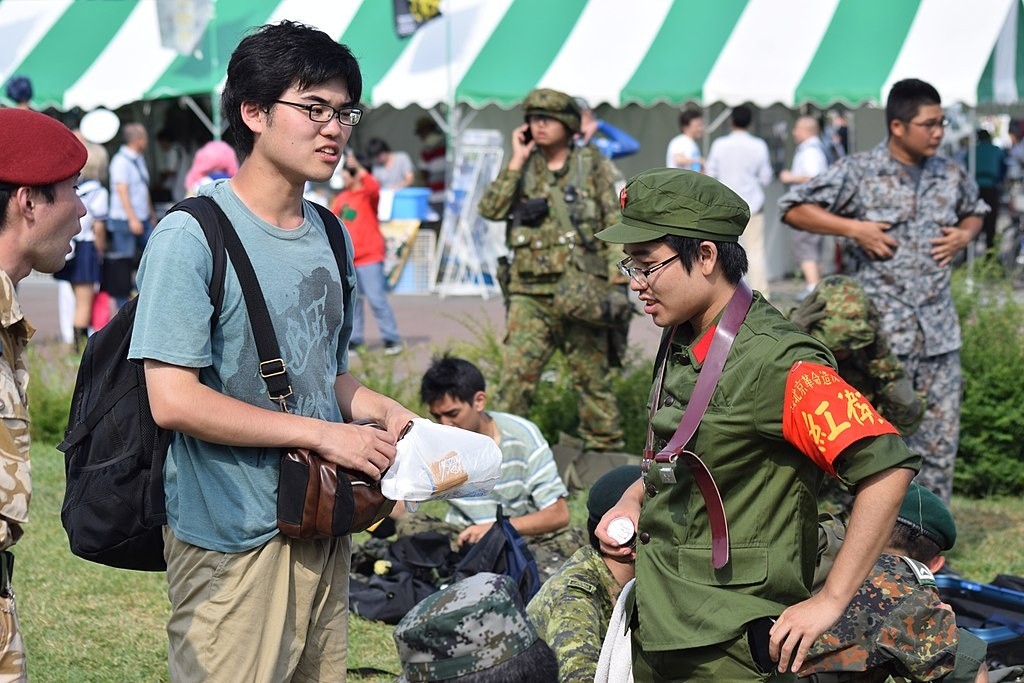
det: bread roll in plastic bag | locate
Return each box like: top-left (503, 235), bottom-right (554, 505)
top-left (380, 418), bottom-right (502, 502)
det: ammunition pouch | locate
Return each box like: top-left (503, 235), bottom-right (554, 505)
top-left (496, 256), bottom-right (511, 304)
top-left (553, 251), bottom-right (611, 327)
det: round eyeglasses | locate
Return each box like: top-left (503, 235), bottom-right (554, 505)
top-left (274, 100), bottom-right (362, 126)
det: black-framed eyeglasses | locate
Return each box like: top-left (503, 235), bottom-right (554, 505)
top-left (906, 116), bottom-right (949, 131)
top-left (274, 100), bottom-right (363, 126)
top-left (617, 254), bottom-right (680, 285)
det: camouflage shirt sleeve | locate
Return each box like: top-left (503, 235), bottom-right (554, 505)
top-left (0, 275), bottom-right (33, 551)
top-left (953, 162), bottom-right (989, 220)
top-left (803, 555), bottom-right (958, 679)
top-left (527, 546), bottom-right (619, 683)
top-left (778, 154), bottom-right (863, 220)
top-left (477, 165), bottom-right (523, 222)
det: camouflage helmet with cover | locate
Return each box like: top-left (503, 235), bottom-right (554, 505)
top-left (393, 572), bottom-right (540, 682)
top-left (800, 275), bottom-right (876, 352)
top-left (523, 88), bottom-right (581, 134)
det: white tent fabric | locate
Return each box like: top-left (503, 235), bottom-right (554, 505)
top-left (1, 0), bottom-right (1022, 112)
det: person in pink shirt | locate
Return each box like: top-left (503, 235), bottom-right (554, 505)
top-left (331, 154), bottom-right (403, 354)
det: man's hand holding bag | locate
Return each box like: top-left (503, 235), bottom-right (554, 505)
top-left (277, 420), bottom-right (405, 540)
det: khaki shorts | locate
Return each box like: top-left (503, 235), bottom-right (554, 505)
top-left (164, 528), bottom-right (351, 683)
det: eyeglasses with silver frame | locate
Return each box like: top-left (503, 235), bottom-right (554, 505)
top-left (617, 254), bottom-right (681, 286)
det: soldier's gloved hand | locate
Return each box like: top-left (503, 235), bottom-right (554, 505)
top-left (789, 294), bottom-right (828, 333)
top-left (880, 378), bottom-right (925, 435)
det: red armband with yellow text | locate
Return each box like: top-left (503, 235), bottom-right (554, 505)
top-left (782, 361), bottom-right (899, 477)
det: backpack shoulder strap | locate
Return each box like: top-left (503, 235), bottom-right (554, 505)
top-left (308, 201), bottom-right (353, 306)
top-left (165, 196), bottom-right (228, 332)
top-left (168, 196), bottom-right (293, 406)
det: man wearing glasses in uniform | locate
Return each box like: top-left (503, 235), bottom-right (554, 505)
top-left (129, 21), bottom-right (418, 681)
top-left (780, 78), bottom-right (987, 505)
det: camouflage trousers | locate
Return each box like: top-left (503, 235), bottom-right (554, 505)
top-left (498, 294), bottom-right (624, 451)
top-left (394, 512), bottom-right (587, 582)
top-left (0, 552), bottom-right (25, 683)
top-left (898, 349), bottom-right (961, 504)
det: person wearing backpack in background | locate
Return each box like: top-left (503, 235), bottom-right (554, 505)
top-left (0, 108), bottom-right (87, 680)
top-left (392, 354), bottom-right (583, 580)
top-left (800, 483), bottom-right (988, 682)
top-left (127, 21), bottom-right (418, 682)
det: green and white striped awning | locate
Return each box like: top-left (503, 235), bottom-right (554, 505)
top-left (2, 0), bottom-right (1023, 112)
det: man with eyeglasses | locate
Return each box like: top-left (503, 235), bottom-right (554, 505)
top-left (479, 88), bottom-right (627, 453)
top-left (594, 168), bottom-right (919, 681)
top-left (128, 21), bottom-right (417, 681)
top-left (780, 78), bottom-right (988, 505)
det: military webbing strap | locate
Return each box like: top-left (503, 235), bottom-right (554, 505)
top-left (546, 147), bottom-right (599, 252)
top-left (643, 281), bottom-right (753, 570)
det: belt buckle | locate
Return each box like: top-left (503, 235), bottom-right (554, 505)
top-left (653, 451), bottom-right (678, 485)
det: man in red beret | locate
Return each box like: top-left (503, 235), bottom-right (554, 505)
top-left (0, 107), bottom-right (87, 678)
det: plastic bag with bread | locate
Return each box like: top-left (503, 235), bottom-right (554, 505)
top-left (380, 418), bottom-right (501, 502)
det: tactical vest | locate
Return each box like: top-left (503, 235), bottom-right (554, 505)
top-left (506, 145), bottom-right (612, 294)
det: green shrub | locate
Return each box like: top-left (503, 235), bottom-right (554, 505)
top-left (442, 314), bottom-right (654, 454)
top-left (25, 345), bottom-right (77, 445)
top-left (952, 266), bottom-right (1024, 496)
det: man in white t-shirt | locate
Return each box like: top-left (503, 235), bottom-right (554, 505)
top-left (705, 105), bottom-right (773, 295)
top-left (665, 109), bottom-right (704, 171)
top-left (780, 116), bottom-right (830, 298)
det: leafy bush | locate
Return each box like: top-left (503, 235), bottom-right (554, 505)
top-left (25, 345), bottom-right (77, 445)
top-left (952, 266), bottom-right (1024, 496)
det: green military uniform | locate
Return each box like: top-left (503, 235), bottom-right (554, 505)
top-left (0, 270), bottom-right (32, 679)
top-left (527, 544), bottom-right (623, 682)
top-left (596, 169), bottom-right (921, 682)
top-left (478, 88), bottom-right (624, 451)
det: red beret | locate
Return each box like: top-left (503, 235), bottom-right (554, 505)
top-left (0, 109), bottom-right (87, 186)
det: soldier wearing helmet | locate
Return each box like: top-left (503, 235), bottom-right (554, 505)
top-left (478, 88), bottom-right (627, 453)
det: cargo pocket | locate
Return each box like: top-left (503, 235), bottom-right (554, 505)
top-left (678, 544), bottom-right (768, 587)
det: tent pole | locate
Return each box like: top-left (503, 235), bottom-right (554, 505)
top-left (209, 0), bottom-right (221, 140)
top-left (180, 95), bottom-right (216, 138)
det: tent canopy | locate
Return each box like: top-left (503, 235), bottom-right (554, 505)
top-left (2, 0), bottom-right (1023, 113)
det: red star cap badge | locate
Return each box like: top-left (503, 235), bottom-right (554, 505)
top-left (619, 186), bottom-right (627, 210)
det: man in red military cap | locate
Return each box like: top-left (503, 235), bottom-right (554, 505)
top-left (0, 107), bottom-right (87, 678)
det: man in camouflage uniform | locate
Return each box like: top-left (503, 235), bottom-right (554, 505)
top-left (393, 355), bottom-right (584, 580)
top-left (393, 572), bottom-right (559, 682)
top-left (527, 465), bottom-right (639, 682)
top-left (801, 483), bottom-right (988, 682)
top-left (789, 275), bottom-right (924, 435)
top-left (478, 88), bottom-right (626, 452)
top-left (781, 78), bottom-right (988, 503)
top-left (0, 108), bottom-right (88, 680)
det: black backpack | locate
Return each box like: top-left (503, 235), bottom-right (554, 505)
top-left (453, 505), bottom-right (542, 602)
top-left (59, 196), bottom-right (348, 571)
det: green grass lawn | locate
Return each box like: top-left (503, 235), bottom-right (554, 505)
top-left (20, 441), bottom-right (1024, 681)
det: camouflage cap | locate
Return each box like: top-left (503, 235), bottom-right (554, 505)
top-left (805, 275), bottom-right (876, 351)
top-left (523, 88), bottom-right (581, 134)
top-left (394, 572), bottom-right (539, 682)
top-left (897, 483), bottom-right (957, 551)
top-left (596, 168), bottom-right (750, 244)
